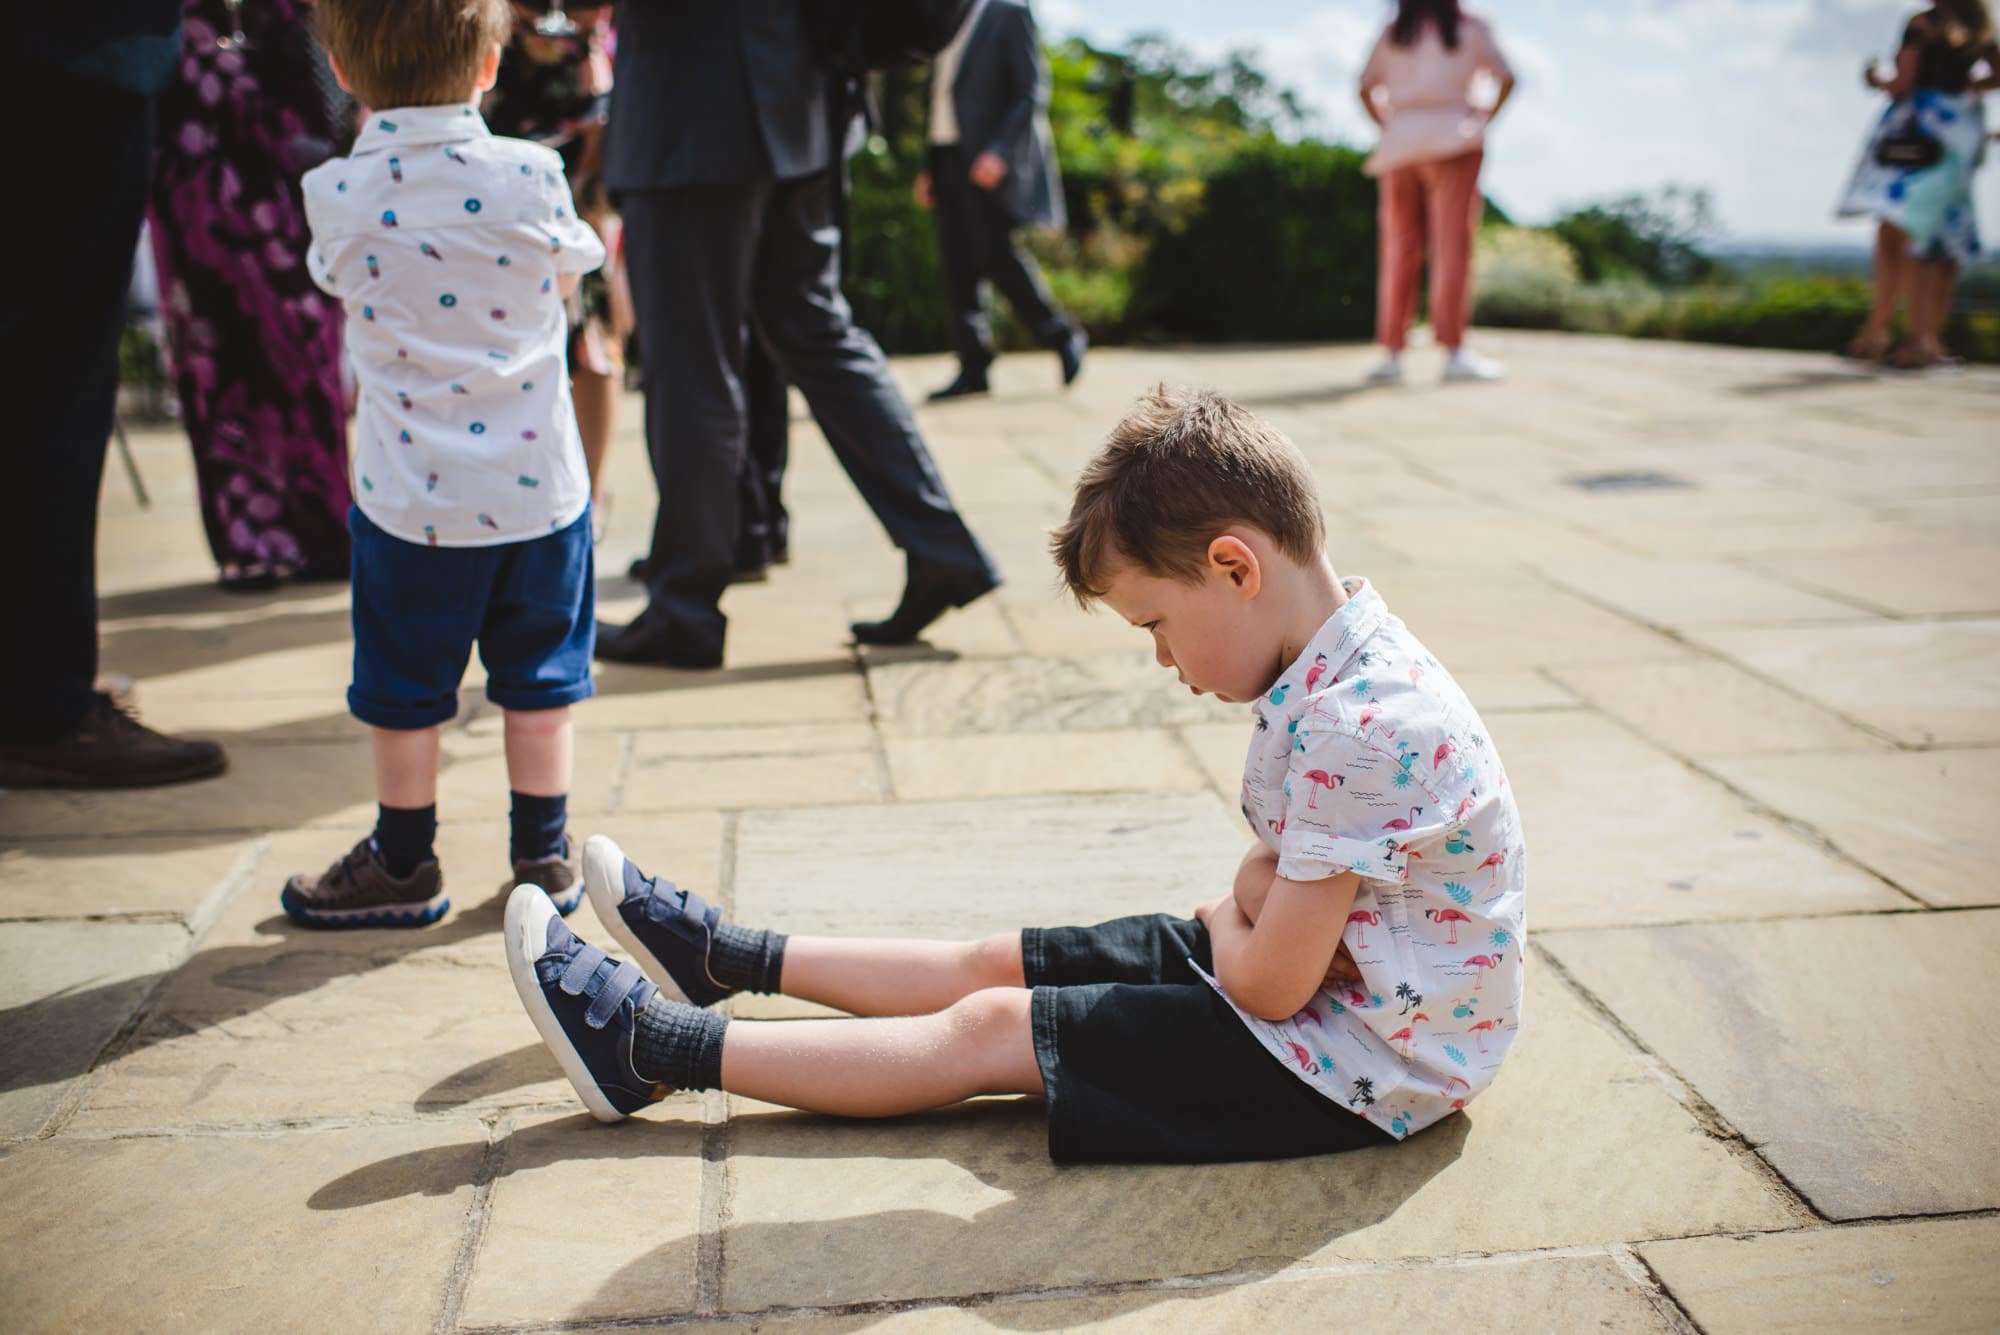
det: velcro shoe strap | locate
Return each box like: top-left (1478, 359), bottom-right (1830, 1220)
top-left (586, 960), bottom-right (648, 1029)
top-left (559, 944), bottom-right (610, 996)
top-left (639, 883), bottom-right (721, 947)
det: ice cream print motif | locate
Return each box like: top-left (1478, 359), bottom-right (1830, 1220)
top-left (300, 103), bottom-right (605, 547)
top-left (1199, 578), bottom-right (1527, 1141)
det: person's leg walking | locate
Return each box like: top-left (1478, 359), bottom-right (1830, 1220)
top-left (1903, 255), bottom-right (1958, 365)
top-left (610, 185), bottom-right (768, 661)
top-left (932, 147), bottom-right (996, 387)
top-left (750, 170), bottom-right (998, 612)
top-left (1426, 149), bottom-right (1484, 352)
top-left (969, 185), bottom-right (1072, 352)
top-left (735, 335), bottom-right (790, 573)
top-left (1372, 164), bottom-right (1425, 373)
top-left (1851, 221), bottom-right (1909, 358)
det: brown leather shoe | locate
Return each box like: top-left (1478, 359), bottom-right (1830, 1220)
top-left (0, 693), bottom-right (226, 789)
top-left (281, 837), bottom-right (448, 929)
top-left (512, 833), bottom-right (583, 916)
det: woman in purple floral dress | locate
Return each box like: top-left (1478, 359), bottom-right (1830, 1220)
top-left (149, 0), bottom-right (354, 588)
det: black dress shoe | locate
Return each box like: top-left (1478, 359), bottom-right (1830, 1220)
top-left (594, 616), bottom-right (724, 669)
top-left (0, 693), bottom-right (227, 789)
top-left (626, 555), bottom-right (651, 582)
top-left (850, 566), bottom-right (999, 646)
top-left (1059, 328), bottom-right (1088, 387)
top-left (927, 370), bottom-right (990, 402)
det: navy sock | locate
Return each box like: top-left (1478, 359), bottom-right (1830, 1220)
top-left (509, 791), bottom-right (567, 864)
top-left (632, 995), bottom-right (729, 1091)
top-left (709, 925), bottom-right (788, 994)
top-left (373, 804), bottom-right (437, 879)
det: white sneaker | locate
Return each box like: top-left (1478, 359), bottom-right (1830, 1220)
top-left (1442, 349), bottom-right (1505, 383)
top-left (1364, 355), bottom-right (1405, 386)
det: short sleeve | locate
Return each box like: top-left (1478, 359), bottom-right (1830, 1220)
top-left (1276, 730), bottom-right (1411, 886)
top-left (541, 165), bottom-right (606, 276)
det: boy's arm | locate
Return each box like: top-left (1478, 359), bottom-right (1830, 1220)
top-left (1206, 871), bottom-right (1359, 1023)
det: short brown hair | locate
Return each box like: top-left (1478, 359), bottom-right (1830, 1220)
top-left (1051, 386), bottom-right (1326, 604)
top-left (317, 0), bottom-right (510, 110)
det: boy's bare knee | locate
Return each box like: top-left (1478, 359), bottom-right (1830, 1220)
top-left (966, 931), bottom-right (1026, 990)
top-left (946, 986), bottom-right (1032, 1038)
top-left (503, 706), bottom-right (569, 735)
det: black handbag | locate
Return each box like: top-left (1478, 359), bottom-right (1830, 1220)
top-left (1874, 105), bottom-right (1943, 169)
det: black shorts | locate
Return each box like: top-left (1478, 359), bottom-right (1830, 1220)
top-left (1022, 914), bottom-right (1395, 1165)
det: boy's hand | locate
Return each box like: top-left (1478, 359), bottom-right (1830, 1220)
top-left (1322, 944), bottom-right (1362, 986)
top-left (913, 172), bottom-right (934, 209)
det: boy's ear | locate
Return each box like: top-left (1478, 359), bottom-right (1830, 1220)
top-left (474, 43), bottom-right (502, 94)
top-left (327, 53), bottom-right (354, 96)
top-left (1207, 534), bottom-right (1262, 598)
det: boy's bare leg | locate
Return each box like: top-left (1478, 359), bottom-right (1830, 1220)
top-left (721, 987), bottom-right (1043, 1116)
top-left (373, 725), bottom-right (440, 806)
top-left (503, 706), bottom-right (572, 796)
top-left (778, 931), bottom-right (1025, 1017)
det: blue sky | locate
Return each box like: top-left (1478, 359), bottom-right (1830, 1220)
top-left (1038, 0), bottom-right (1998, 248)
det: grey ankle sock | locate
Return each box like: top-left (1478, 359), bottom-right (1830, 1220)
top-left (632, 995), bottom-right (729, 1091)
top-left (708, 924), bottom-right (787, 994)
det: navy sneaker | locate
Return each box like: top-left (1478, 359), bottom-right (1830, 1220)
top-left (504, 884), bottom-right (674, 1123)
top-left (582, 834), bottom-right (735, 1007)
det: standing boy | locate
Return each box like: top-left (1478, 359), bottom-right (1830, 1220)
top-left (284, 0), bottom-right (606, 926)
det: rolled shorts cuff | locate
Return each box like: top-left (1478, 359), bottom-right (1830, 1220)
top-left (485, 676), bottom-right (596, 712)
top-left (348, 686), bottom-right (458, 731)
top-left (1028, 985), bottom-right (1069, 1162)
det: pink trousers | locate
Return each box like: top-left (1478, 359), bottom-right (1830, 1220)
top-left (1375, 148), bottom-right (1484, 352)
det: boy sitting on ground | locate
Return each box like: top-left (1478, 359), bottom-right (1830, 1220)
top-left (505, 386), bottom-right (1527, 1163)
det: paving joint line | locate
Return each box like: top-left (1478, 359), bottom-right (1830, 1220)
top-left (604, 731), bottom-right (638, 815)
top-left (1534, 949), bottom-right (1824, 1224)
top-left (434, 1110), bottom-right (507, 1335)
top-left (1611, 1243), bottom-right (1704, 1335)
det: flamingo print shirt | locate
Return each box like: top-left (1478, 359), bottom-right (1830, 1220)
top-left (1199, 578), bottom-right (1528, 1139)
top-left (302, 104), bottom-right (605, 548)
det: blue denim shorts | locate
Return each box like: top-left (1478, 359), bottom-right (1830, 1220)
top-left (348, 506), bottom-right (595, 730)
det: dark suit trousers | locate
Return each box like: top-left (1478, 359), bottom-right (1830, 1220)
top-left (621, 171), bottom-right (996, 652)
top-left (1, 69), bottom-right (153, 742)
top-left (735, 338), bottom-right (789, 570)
top-left (931, 145), bottom-right (1071, 374)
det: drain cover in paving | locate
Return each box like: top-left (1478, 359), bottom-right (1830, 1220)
top-left (1568, 471), bottom-right (1694, 492)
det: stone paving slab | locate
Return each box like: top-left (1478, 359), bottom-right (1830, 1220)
top-left (0, 920), bottom-right (189, 1138)
top-left (1540, 557), bottom-right (1869, 629)
top-left (732, 793), bottom-right (1247, 938)
top-left (1547, 660), bottom-right (1895, 758)
top-left (869, 654), bottom-right (1239, 737)
top-left (66, 815), bottom-right (721, 1133)
top-left (459, 1109), bottom-right (707, 1327)
top-left (1541, 910), bottom-right (2000, 1219)
top-left (1491, 712), bottom-right (1906, 928)
top-left (714, 973), bottom-right (1791, 1311)
top-left (666, 1251), bottom-right (1677, 1332)
top-left (1691, 619), bottom-right (2000, 747)
top-left (0, 1120), bottom-right (479, 1333)
top-left (1752, 547), bottom-right (2000, 619)
top-left (1707, 749), bottom-right (2000, 908)
top-left (883, 728), bottom-right (1206, 801)
top-left (0, 831), bottom-right (261, 921)
top-left (1639, 1217), bottom-right (2000, 1335)
top-left (622, 738), bottom-right (886, 813)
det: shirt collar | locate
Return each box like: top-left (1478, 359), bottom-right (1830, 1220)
top-left (1259, 577), bottom-right (1389, 710)
top-left (351, 103), bottom-right (491, 156)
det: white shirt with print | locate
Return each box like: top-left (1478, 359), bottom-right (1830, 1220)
top-left (1197, 578), bottom-right (1528, 1140)
top-left (302, 104), bottom-right (605, 548)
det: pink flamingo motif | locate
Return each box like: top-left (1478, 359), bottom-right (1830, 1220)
top-left (1454, 795), bottom-right (1478, 823)
top-left (1477, 848), bottom-right (1509, 888)
top-left (1356, 700), bottom-right (1396, 740)
top-left (1434, 739), bottom-right (1458, 771)
top-left (1424, 907), bottom-right (1471, 944)
top-left (1294, 1003), bottom-right (1322, 1028)
top-left (1442, 1075), bottom-right (1471, 1098)
top-left (1382, 806), bottom-right (1423, 833)
top-left (1302, 770), bottom-right (1341, 808)
top-left (1386, 1012), bottom-right (1430, 1057)
top-left (1410, 665), bottom-right (1425, 689)
top-left (1463, 953), bottom-right (1503, 990)
top-left (1467, 1019), bottom-right (1500, 1052)
top-left (1284, 1041), bottom-right (1316, 1074)
top-left (1346, 910), bottom-right (1381, 949)
top-left (1343, 985), bottom-right (1369, 1010)
top-left (1304, 653), bottom-right (1329, 694)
